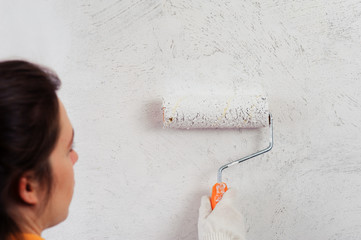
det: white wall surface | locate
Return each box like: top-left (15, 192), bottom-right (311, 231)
top-left (1, 0), bottom-right (361, 239)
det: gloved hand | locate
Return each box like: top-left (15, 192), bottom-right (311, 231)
top-left (198, 188), bottom-right (246, 240)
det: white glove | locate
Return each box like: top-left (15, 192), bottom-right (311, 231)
top-left (198, 189), bottom-right (246, 240)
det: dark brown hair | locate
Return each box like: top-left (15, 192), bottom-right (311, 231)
top-left (0, 60), bottom-right (61, 239)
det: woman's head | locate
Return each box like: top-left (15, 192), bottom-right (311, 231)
top-left (0, 60), bottom-right (78, 238)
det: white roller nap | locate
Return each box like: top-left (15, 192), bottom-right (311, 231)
top-left (162, 94), bottom-right (269, 129)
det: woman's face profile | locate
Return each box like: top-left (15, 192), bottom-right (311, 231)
top-left (43, 99), bottom-right (78, 227)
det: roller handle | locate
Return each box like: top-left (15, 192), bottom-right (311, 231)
top-left (211, 182), bottom-right (228, 209)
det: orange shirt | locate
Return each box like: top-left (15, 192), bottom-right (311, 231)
top-left (11, 233), bottom-right (44, 240)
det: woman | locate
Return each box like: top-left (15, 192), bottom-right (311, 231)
top-left (0, 60), bottom-right (78, 240)
top-left (0, 60), bottom-right (244, 240)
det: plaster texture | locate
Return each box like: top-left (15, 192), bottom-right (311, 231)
top-left (1, 0), bottom-right (361, 239)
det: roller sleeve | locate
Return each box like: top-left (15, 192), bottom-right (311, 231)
top-left (162, 94), bottom-right (269, 129)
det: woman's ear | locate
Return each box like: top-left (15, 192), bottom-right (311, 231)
top-left (18, 172), bottom-right (40, 205)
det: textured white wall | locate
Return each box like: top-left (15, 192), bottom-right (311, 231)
top-left (1, 0), bottom-right (361, 239)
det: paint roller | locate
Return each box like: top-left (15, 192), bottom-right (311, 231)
top-left (162, 93), bottom-right (273, 209)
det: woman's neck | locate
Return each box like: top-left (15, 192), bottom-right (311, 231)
top-left (8, 203), bottom-right (45, 237)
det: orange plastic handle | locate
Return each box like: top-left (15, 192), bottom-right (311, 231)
top-left (211, 182), bottom-right (228, 209)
